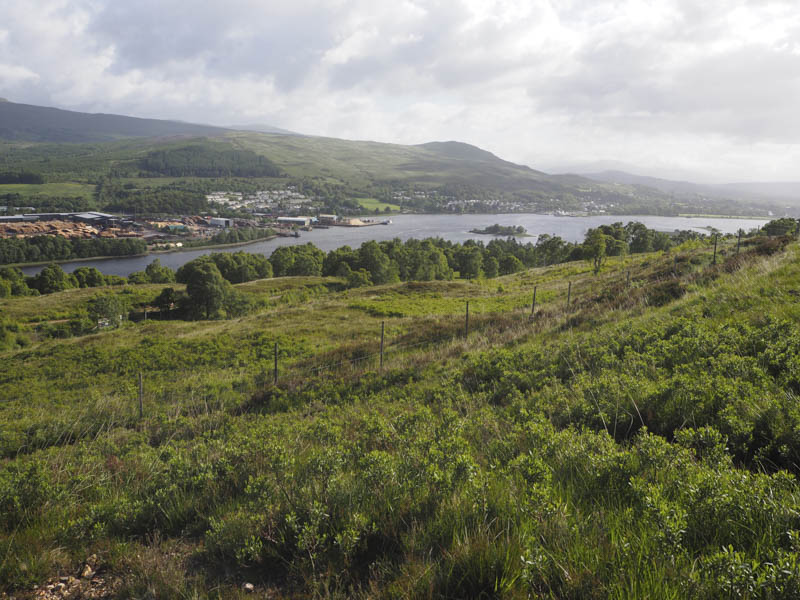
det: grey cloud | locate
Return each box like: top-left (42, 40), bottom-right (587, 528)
top-left (3, 0), bottom-right (800, 180)
top-left (325, 1), bottom-right (553, 94)
top-left (89, 1), bottom-right (339, 90)
top-left (530, 33), bottom-right (800, 142)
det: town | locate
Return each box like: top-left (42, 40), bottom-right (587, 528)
top-left (0, 197), bottom-right (392, 249)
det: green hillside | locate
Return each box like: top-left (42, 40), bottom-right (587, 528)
top-left (2, 233), bottom-right (800, 596)
top-left (0, 100), bottom-right (228, 143)
top-left (230, 132), bottom-right (573, 194)
top-left (0, 101), bottom-right (782, 216)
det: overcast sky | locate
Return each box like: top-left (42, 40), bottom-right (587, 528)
top-left (1, 0), bottom-right (799, 182)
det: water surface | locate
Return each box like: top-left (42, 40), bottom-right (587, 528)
top-left (20, 213), bottom-right (768, 277)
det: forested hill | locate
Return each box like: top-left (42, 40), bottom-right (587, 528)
top-left (0, 101), bottom-right (787, 216)
top-left (0, 100), bottom-right (229, 142)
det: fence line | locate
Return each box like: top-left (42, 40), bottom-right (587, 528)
top-left (272, 255), bottom-right (659, 384)
top-left (135, 241), bottom-right (730, 400)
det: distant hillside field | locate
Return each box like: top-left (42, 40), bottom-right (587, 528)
top-left (0, 182), bottom-right (95, 200)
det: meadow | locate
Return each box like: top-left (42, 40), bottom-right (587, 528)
top-left (0, 182), bottom-right (95, 200)
top-left (355, 198), bottom-right (401, 213)
top-left (2, 234), bottom-right (800, 598)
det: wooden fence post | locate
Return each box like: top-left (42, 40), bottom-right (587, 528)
top-left (566, 281), bottom-right (572, 309)
top-left (273, 342), bottom-right (278, 385)
top-left (736, 230), bottom-right (742, 254)
top-left (530, 286), bottom-right (537, 317)
top-left (380, 321), bottom-right (385, 370)
top-left (465, 301), bottom-right (470, 337)
top-left (713, 234), bottom-right (718, 265)
top-left (138, 371), bottom-right (144, 420)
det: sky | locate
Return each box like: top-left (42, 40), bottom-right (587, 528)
top-left (1, 0), bottom-right (800, 182)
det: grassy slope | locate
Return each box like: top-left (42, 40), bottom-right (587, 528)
top-left (355, 198), bottom-right (401, 212)
top-left (0, 182), bottom-right (95, 200)
top-left (2, 132), bottom-right (557, 192)
top-left (4, 237), bottom-right (800, 597)
top-left (2, 133), bottom-right (752, 218)
top-left (228, 132), bottom-right (576, 195)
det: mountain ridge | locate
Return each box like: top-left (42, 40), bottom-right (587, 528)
top-left (0, 100), bottom-right (230, 143)
top-left (0, 100), bottom-right (791, 216)
top-left (582, 169), bottom-right (800, 205)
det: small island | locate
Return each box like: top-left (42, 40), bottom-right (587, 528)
top-left (470, 223), bottom-right (529, 236)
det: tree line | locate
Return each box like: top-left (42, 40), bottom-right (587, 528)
top-left (96, 179), bottom-right (209, 215)
top-left (138, 145), bottom-right (282, 178)
top-left (0, 236), bottom-right (146, 266)
top-left (0, 193), bottom-right (93, 213)
top-left (0, 171), bottom-right (45, 184)
top-left (4, 220), bottom-right (791, 327)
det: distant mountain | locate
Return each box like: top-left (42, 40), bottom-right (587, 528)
top-left (0, 100), bottom-right (229, 143)
top-left (0, 101), bottom-right (786, 216)
top-left (580, 171), bottom-right (707, 195)
top-left (226, 123), bottom-right (299, 136)
top-left (716, 181), bottom-right (800, 201)
top-left (547, 160), bottom-right (713, 184)
top-left (580, 170), bottom-right (800, 206)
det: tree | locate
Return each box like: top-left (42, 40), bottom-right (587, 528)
top-left (455, 246), bottom-right (483, 280)
top-left (763, 218), bottom-right (797, 237)
top-left (357, 241), bottom-right (399, 285)
top-left (145, 259), bottom-right (176, 284)
top-left (0, 267), bottom-right (33, 296)
top-left (483, 256), bottom-right (499, 278)
top-left (178, 259), bottom-right (249, 319)
top-left (323, 246), bottom-right (357, 277)
top-left (289, 247), bottom-right (324, 276)
top-left (534, 234), bottom-right (572, 266)
top-left (346, 268), bottom-right (372, 288)
top-left (499, 254), bottom-right (523, 275)
top-left (182, 261), bottom-right (230, 319)
top-left (269, 246), bottom-right (296, 277)
top-left (335, 261), bottom-right (353, 278)
top-left (208, 252), bottom-right (272, 283)
top-left (584, 229), bottom-right (607, 275)
top-left (154, 287), bottom-right (178, 316)
top-left (413, 241), bottom-right (453, 281)
top-left (127, 271), bottom-right (150, 284)
top-left (73, 266), bottom-right (107, 288)
top-left (28, 264), bottom-right (77, 294)
top-left (626, 222), bottom-right (653, 254)
top-left (87, 294), bottom-right (130, 327)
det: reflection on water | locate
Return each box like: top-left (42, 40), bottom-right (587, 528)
top-left (19, 213), bottom-right (768, 277)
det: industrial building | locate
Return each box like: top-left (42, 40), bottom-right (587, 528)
top-left (277, 216), bottom-right (312, 228)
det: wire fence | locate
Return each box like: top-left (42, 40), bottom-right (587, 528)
top-left (132, 236), bottom-right (741, 407)
top-left (271, 261), bottom-right (642, 385)
top-left (268, 235), bottom-right (746, 387)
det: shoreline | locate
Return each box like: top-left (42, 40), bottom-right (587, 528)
top-left (150, 234), bottom-right (278, 254)
top-left (5, 235), bottom-right (279, 269)
top-left (470, 230), bottom-right (533, 237)
top-left (3, 213), bottom-right (772, 270)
